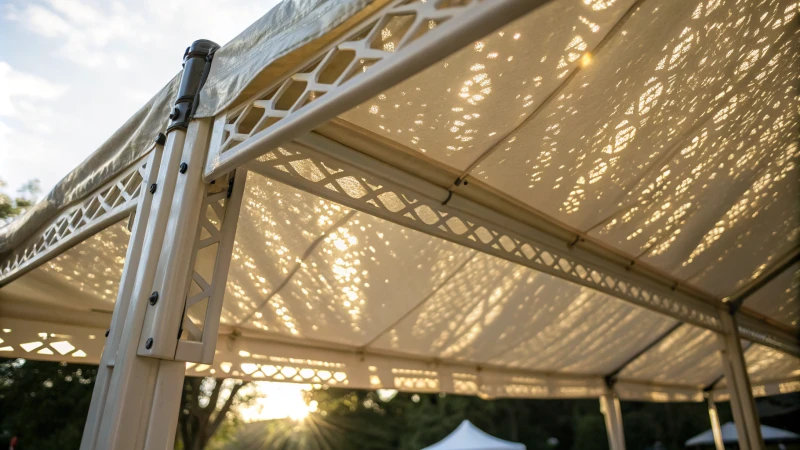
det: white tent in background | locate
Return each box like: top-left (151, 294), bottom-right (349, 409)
top-left (422, 420), bottom-right (525, 450)
top-left (685, 422), bottom-right (800, 447)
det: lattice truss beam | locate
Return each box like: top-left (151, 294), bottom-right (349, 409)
top-left (247, 135), bottom-right (726, 327)
top-left (240, 133), bottom-right (800, 357)
top-left (205, 0), bottom-right (553, 179)
top-left (1, 316), bottom-right (795, 403)
top-left (0, 158), bottom-right (149, 286)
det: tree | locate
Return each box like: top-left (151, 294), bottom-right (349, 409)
top-left (177, 376), bottom-right (251, 450)
top-left (0, 178), bottom-right (40, 224)
top-left (0, 358), bottom-right (98, 450)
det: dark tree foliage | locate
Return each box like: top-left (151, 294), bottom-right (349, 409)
top-left (0, 358), bottom-right (97, 450)
top-left (178, 377), bottom-right (250, 450)
top-left (0, 178), bottom-right (40, 224)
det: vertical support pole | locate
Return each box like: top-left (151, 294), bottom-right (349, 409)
top-left (80, 39), bottom-right (221, 450)
top-left (707, 396), bottom-right (725, 450)
top-left (600, 390), bottom-right (626, 450)
top-left (717, 311), bottom-right (764, 450)
top-left (80, 148), bottom-right (162, 450)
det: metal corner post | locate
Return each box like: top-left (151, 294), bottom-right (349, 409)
top-left (706, 395), bottom-right (725, 450)
top-left (717, 311), bottom-right (765, 450)
top-left (80, 39), bottom-right (223, 450)
top-left (600, 389), bottom-right (627, 450)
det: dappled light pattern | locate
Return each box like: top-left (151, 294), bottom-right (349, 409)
top-left (743, 344), bottom-right (800, 384)
top-left (471, 0), bottom-right (799, 298)
top-left (742, 263), bottom-right (799, 329)
top-left (0, 223), bottom-right (129, 311)
top-left (222, 173), bottom-right (354, 329)
top-left (617, 325), bottom-right (724, 387)
top-left (224, 173), bottom-right (473, 345)
top-left (342, 0), bottom-right (799, 303)
top-left (341, 0), bottom-right (636, 170)
top-left (371, 252), bottom-right (678, 375)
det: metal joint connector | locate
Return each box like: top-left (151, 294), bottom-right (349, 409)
top-left (166, 39), bottom-right (220, 133)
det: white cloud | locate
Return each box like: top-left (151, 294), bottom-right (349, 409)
top-left (0, 62), bottom-right (68, 117)
top-left (6, 0), bottom-right (155, 68)
top-left (1, 0), bottom-right (281, 196)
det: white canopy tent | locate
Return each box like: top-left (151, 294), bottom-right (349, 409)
top-left (685, 422), bottom-right (800, 447)
top-left (0, 0), bottom-right (797, 449)
top-left (421, 420), bottom-right (525, 450)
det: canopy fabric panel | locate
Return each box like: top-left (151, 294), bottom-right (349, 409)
top-left (337, 0), bottom-right (800, 303)
top-left (743, 262), bottom-right (799, 330)
top-left (369, 252), bottom-right (678, 374)
top-left (0, 223), bottom-right (129, 313)
top-left (339, 0), bottom-right (638, 171)
top-left (615, 324), bottom-right (723, 388)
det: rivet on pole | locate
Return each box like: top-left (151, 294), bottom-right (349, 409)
top-left (148, 291), bottom-right (159, 305)
top-left (149, 183), bottom-right (157, 194)
top-left (179, 162), bottom-right (188, 174)
top-left (145, 338), bottom-right (154, 349)
top-left (105, 329), bottom-right (110, 337)
top-left (154, 133), bottom-right (167, 146)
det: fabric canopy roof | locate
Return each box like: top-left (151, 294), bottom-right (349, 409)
top-left (421, 420), bottom-right (525, 450)
top-left (0, 0), bottom-right (798, 404)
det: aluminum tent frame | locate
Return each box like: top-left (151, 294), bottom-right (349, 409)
top-left (0, 0), bottom-right (797, 449)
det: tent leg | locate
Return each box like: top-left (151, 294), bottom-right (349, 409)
top-left (80, 40), bottom-right (222, 450)
top-left (80, 148), bottom-right (163, 449)
top-left (600, 390), bottom-right (626, 450)
top-left (718, 312), bottom-right (765, 450)
top-left (707, 396), bottom-right (726, 450)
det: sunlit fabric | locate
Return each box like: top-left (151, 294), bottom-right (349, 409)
top-left (0, 0), bottom-right (798, 403)
top-left (1, 224), bottom-right (129, 312)
top-left (616, 325), bottom-right (725, 387)
top-left (744, 263), bottom-right (799, 330)
top-left (340, 0), bottom-right (800, 305)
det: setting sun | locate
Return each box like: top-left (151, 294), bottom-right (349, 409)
top-left (237, 382), bottom-right (313, 422)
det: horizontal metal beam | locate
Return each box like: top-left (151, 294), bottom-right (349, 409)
top-left (204, 0), bottom-right (557, 180)
top-left (242, 132), bottom-right (800, 356)
top-left (247, 133), bottom-right (727, 326)
top-left (1, 309), bottom-right (794, 403)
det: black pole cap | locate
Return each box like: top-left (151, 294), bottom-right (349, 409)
top-left (167, 39), bottom-right (220, 133)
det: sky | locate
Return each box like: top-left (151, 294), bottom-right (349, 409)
top-left (0, 0), bottom-right (281, 197)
